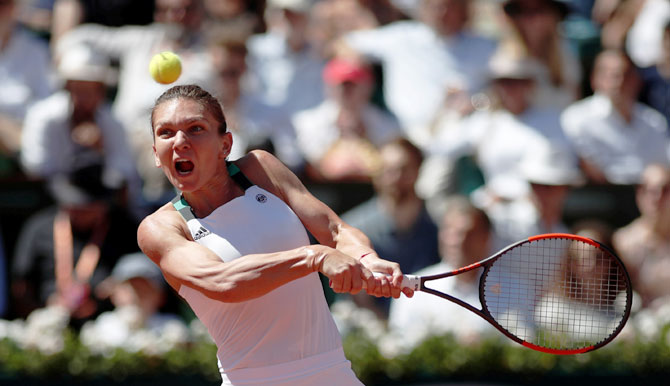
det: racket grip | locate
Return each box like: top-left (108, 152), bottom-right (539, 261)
top-left (401, 275), bottom-right (421, 291)
top-left (370, 272), bottom-right (421, 291)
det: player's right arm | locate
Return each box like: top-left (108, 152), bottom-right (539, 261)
top-left (137, 206), bottom-right (369, 302)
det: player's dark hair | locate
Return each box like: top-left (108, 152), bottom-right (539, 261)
top-left (150, 84), bottom-right (227, 136)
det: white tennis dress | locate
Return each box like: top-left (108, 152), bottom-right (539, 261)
top-left (172, 163), bottom-right (362, 385)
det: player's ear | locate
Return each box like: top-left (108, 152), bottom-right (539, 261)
top-left (219, 132), bottom-right (233, 160)
top-left (153, 144), bottom-right (162, 168)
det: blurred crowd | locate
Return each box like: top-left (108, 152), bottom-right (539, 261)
top-left (1, 0), bottom-right (670, 355)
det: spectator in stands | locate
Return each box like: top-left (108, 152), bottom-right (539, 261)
top-left (246, 0), bottom-right (326, 118)
top-left (292, 58), bottom-right (402, 183)
top-left (572, 218), bottom-right (615, 249)
top-left (201, 0), bottom-right (265, 33)
top-left (638, 20), bottom-right (670, 128)
top-left (0, 0), bottom-right (55, 169)
top-left (488, 139), bottom-right (583, 246)
top-left (613, 163), bottom-right (670, 310)
top-left (561, 49), bottom-right (670, 185)
top-left (10, 164), bottom-right (140, 324)
top-left (20, 44), bottom-right (140, 209)
top-left (207, 22), bottom-right (302, 171)
top-left (342, 138), bottom-right (439, 320)
top-left (79, 252), bottom-right (189, 354)
top-left (499, 0), bottom-right (582, 109)
top-left (55, 0), bottom-right (215, 206)
top-left (51, 0), bottom-right (154, 43)
top-left (337, 0), bottom-right (497, 148)
top-left (310, 0), bottom-right (406, 58)
top-left (427, 48), bottom-right (572, 208)
top-left (387, 195), bottom-right (495, 348)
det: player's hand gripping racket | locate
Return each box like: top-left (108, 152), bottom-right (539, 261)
top-left (394, 233), bottom-right (632, 354)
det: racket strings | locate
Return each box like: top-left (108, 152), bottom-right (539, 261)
top-left (482, 237), bottom-right (629, 351)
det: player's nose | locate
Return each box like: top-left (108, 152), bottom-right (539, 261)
top-left (173, 130), bottom-right (190, 149)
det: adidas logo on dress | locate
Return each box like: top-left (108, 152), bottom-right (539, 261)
top-left (193, 226), bottom-right (211, 240)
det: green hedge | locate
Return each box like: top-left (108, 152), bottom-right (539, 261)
top-left (2, 326), bottom-right (670, 385)
top-left (344, 329), bottom-right (670, 385)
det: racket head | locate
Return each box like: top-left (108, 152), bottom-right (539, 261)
top-left (479, 233), bottom-right (632, 354)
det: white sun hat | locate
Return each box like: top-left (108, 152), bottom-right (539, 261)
top-left (520, 139), bottom-right (584, 186)
top-left (488, 46), bottom-right (545, 81)
top-left (57, 44), bottom-right (116, 84)
top-left (267, 0), bottom-right (312, 12)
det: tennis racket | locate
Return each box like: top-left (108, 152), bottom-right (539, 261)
top-left (394, 233), bottom-right (632, 354)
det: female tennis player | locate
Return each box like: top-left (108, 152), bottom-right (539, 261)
top-left (137, 85), bottom-right (412, 385)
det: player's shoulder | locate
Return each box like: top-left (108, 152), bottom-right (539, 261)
top-left (235, 150), bottom-right (285, 179)
top-left (234, 150), bottom-right (299, 199)
top-left (137, 201), bottom-right (194, 257)
top-left (138, 202), bottom-right (185, 239)
top-left (238, 149), bottom-right (276, 164)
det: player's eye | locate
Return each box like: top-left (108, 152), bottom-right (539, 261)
top-left (156, 127), bottom-right (174, 138)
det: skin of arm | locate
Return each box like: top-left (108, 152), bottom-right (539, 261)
top-left (241, 150), bottom-right (408, 298)
top-left (138, 150), bottom-right (411, 302)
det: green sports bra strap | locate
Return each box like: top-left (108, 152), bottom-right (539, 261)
top-left (171, 195), bottom-right (195, 221)
top-left (227, 161), bottom-right (254, 191)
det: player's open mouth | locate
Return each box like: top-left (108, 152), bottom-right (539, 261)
top-left (175, 159), bottom-right (194, 175)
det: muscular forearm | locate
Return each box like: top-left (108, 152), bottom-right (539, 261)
top-left (332, 222), bottom-right (375, 258)
top-left (166, 245), bottom-right (323, 303)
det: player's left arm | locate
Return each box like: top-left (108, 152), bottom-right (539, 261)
top-left (238, 150), bottom-right (412, 298)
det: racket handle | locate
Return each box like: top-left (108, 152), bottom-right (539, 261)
top-left (401, 275), bottom-right (421, 291)
top-left (370, 272), bottom-right (421, 291)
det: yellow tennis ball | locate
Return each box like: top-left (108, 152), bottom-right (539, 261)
top-left (149, 51), bottom-right (182, 84)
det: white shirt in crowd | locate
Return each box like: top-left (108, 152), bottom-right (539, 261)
top-left (0, 28), bottom-right (55, 121)
top-left (247, 32), bottom-right (326, 116)
top-left (431, 106), bottom-right (570, 200)
top-left (20, 91), bottom-right (138, 185)
top-left (225, 94), bottom-right (302, 170)
top-left (292, 99), bottom-right (402, 165)
top-left (344, 20), bottom-right (497, 134)
top-left (561, 93), bottom-right (670, 185)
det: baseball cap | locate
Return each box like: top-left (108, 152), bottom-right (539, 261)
top-left (323, 58), bottom-right (373, 85)
top-left (111, 252), bottom-right (165, 290)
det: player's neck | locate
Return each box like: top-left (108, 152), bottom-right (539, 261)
top-left (182, 174), bottom-right (244, 218)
